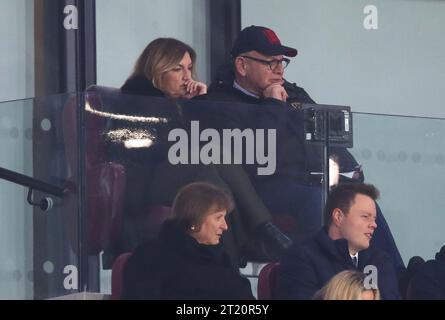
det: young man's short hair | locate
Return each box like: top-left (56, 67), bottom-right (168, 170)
top-left (324, 183), bottom-right (380, 226)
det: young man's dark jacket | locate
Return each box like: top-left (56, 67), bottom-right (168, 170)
top-left (277, 228), bottom-right (401, 300)
top-left (122, 220), bottom-right (255, 300)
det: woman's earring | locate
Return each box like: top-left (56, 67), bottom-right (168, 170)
top-left (190, 226), bottom-right (195, 231)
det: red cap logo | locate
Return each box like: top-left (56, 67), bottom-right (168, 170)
top-left (263, 29), bottom-right (281, 44)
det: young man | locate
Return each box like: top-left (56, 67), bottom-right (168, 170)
top-left (203, 25), bottom-right (405, 273)
top-left (277, 183), bottom-right (401, 300)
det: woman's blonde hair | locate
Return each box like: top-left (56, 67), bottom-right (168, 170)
top-left (313, 270), bottom-right (380, 300)
top-left (128, 38), bottom-right (197, 91)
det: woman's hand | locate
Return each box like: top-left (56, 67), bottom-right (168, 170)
top-left (184, 79), bottom-right (207, 99)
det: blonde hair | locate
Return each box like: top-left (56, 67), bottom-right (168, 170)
top-left (128, 38), bottom-right (197, 91)
top-left (313, 270), bottom-right (380, 300)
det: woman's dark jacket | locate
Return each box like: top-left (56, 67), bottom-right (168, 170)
top-left (122, 220), bottom-right (255, 300)
top-left (105, 76), bottom-right (181, 214)
top-left (121, 75), bottom-right (165, 97)
top-left (114, 75), bottom-right (274, 268)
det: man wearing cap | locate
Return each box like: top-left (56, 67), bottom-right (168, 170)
top-left (203, 25), bottom-right (356, 243)
top-left (201, 25), bottom-right (405, 275)
top-left (206, 25), bottom-right (313, 107)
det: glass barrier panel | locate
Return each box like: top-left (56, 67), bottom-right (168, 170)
top-left (85, 89), bottom-right (327, 296)
top-left (352, 113), bottom-right (445, 266)
top-left (0, 94), bottom-right (81, 299)
top-left (7, 89), bottom-right (444, 299)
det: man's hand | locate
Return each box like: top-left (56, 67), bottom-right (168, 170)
top-left (262, 83), bottom-right (288, 102)
top-left (184, 79), bottom-right (207, 99)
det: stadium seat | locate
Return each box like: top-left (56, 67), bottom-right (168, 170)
top-left (257, 262), bottom-right (280, 300)
top-left (111, 252), bottom-right (132, 300)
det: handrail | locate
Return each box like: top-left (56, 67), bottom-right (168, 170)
top-left (0, 166), bottom-right (65, 198)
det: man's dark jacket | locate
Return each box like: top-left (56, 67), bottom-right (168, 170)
top-left (122, 220), bottom-right (255, 300)
top-left (202, 67), bottom-right (405, 274)
top-left (201, 67), bottom-right (360, 185)
top-left (277, 228), bottom-right (401, 300)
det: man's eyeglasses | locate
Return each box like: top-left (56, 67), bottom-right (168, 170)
top-left (241, 55), bottom-right (290, 70)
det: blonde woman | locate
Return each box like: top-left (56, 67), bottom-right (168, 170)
top-left (122, 38), bottom-right (207, 98)
top-left (313, 270), bottom-right (380, 300)
top-left (115, 37), bottom-right (291, 270)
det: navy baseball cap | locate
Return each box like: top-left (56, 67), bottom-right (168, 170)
top-left (231, 25), bottom-right (298, 58)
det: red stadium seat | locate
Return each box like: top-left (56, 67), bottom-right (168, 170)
top-left (111, 252), bottom-right (132, 300)
top-left (257, 262), bottom-right (280, 300)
